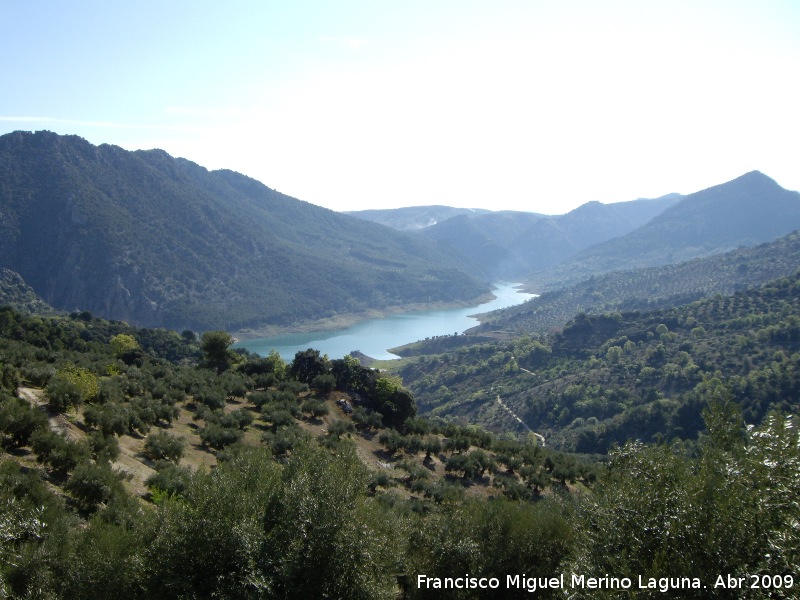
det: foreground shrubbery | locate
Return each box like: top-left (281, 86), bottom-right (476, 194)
top-left (1, 401), bottom-right (798, 599)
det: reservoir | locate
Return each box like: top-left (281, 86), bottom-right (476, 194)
top-left (235, 282), bottom-right (535, 360)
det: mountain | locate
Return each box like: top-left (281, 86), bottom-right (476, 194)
top-left (0, 131), bottom-right (488, 331)
top-left (508, 193), bottom-right (682, 273)
top-left (345, 205), bottom-right (495, 231)
top-left (420, 211), bottom-right (545, 278)
top-left (418, 194), bottom-right (680, 279)
top-left (530, 171), bottom-right (800, 290)
top-left (379, 172), bottom-right (799, 287)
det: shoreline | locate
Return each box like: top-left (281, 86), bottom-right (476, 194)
top-left (230, 290), bottom-right (498, 342)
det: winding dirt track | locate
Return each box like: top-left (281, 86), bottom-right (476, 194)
top-left (18, 387), bottom-right (82, 441)
top-left (494, 394), bottom-right (546, 446)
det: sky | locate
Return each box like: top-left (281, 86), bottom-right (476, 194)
top-left (1, 0), bottom-right (798, 215)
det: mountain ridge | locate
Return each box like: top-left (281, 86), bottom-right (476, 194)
top-left (528, 170), bottom-right (800, 290)
top-left (0, 131), bottom-right (487, 331)
top-left (415, 193), bottom-right (682, 279)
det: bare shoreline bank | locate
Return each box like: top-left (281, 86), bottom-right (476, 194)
top-left (230, 290), bottom-right (498, 342)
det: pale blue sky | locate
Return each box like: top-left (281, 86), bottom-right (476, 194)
top-left (1, 0), bottom-right (798, 214)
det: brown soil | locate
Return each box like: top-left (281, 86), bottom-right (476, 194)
top-left (13, 386), bottom-right (525, 505)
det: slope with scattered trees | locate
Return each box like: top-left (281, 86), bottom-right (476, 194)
top-left (0, 301), bottom-right (796, 597)
top-left (400, 271), bottom-right (800, 453)
top-left (473, 229), bottom-right (800, 336)
top-left (0, 303), bottom-right (595, 596)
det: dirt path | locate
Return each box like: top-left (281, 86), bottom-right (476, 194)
top-left (17, 386), bottom-right (158, 497)
top-left (495, 393), bottom-right (546, 446)
top-left (18, 387), bottom-right (85, 442)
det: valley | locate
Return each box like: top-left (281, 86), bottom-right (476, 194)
top-left (4, 0), bottom-right (800, 594)
top-left (2, 131), bottom-right (800, 598)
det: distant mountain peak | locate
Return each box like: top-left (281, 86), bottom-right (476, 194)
top-left (721, 170), bottom-right (779, 189)
top-left (739, 169), bottom-right (770, 179)
top-left (532, 170), bottom-right (800, 290)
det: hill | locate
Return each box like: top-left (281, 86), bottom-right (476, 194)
top-left (509, 194), bottom-right (682, 273)
top-left (0, 304), bottom-right (590, 501)
top-left (398, 270), bottom-right (800, 453)
top-left (419, 212), bottom-right (543, 278)
top-left (471, 229), bottom-right (800, 336)
top-left (349, 195), bottom-right (680, 280)
top-left (0, 304), bottom-right (597, 596)
top-left (0, 268), bottom-right (56, 316)
top-left (0, 131), bottom-right (487, 331)
top-left (530, 171), bottom-right (800, 290)
top-left (1, 284), bottom-right (797, 597)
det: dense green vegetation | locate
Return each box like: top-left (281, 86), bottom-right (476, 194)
top-left (1, 303), bottom-right (798, 598)
top-left (0, 278), bottom-right (798, 597)
top-left (400, 271), bottom-right (800, 453)
top-left (0, 131), bottom-right (486, 331)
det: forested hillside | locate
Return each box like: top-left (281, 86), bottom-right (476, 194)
top-left (399, 271), bottom-right (800, 453)
top-left (2, 131), bottom-right (799, 597)
top-left (473, 229), bottom-right (800, 336)
top-left (0, 268), bottom-right (56, 316)
top-left (1, 303), bottom-right (798, 597)
top-left (0, 131), bottom-right (486, 331)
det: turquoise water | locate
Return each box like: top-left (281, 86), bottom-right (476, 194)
top-left (234, 282), bottom-right (534, 360)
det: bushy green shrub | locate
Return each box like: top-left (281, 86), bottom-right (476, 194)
top-left (312, 373), bottom-right (336, 393)
top-left (30, 428), bottom-right (89, 474)
top-left (143, 430), bottom-right (185, 463)
top-left (86, 430), bottom-right (120, 461)
top-left (199, 422), bottom-right (242, 449)
top-left (261, 406), bottom-right (296, 430)
top-left (0, 396), bottom-right (47, 448)
top-left (65, 460), bottom-right (123, 512)
top-left (300, 399), bottom-right (328, 418)
top-left (145, 461), bottom-right (193, 499)
top-left (326, 419), bottom-right (355, 439)
top-left (45, 376), bottom-right (83, 413)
